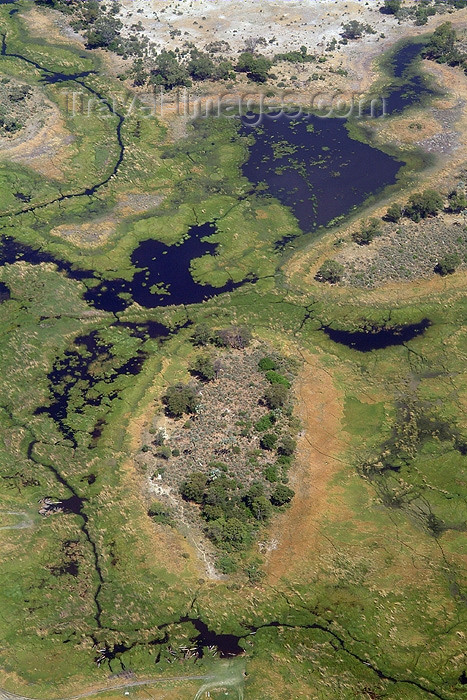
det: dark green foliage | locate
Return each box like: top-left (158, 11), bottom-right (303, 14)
top-left (191, 323), bottom-right (212, 346)
top-left (341, 21), bottom-right (376, 40)
top-left (258, 356), bottom-right (277, 371)
top-left (446, 190), bottom-right (467, 213)
top-left (191, 355), bottom-right (216, 382)
top-left (316, 259), bottom-right (344, 284)
top-left (148, 501), bottom-right (174, 526)
top-left (264, 465), bottom-right (279, 482)
top-left (405, 190), bottom-right (444, 222)
top-left (254, 412), bottom-right (276, 432)
top-left (265, 370), bottom-right (290, 388)
top-left (381, 0), bottom-right (402, 15)
top-left (435, 253), bottom-right (461, 276)
top-left (270, 484), bottom-right (295, 506)
top-left (206, 517), bottom-right (251, 550)
top-left (274, 47), bottom-right (314, 64)
top-left (150, 51), bottom-right (191, 90)
top-left (385, 203), bottom-right (402, 223)
top-left (278, 436), bottom-right (296, 457)
top-left (236, 52), bottom-right (272, 82)
top-left (264, 384), bottom-right (289, 409)
top-left (423, 22), bottom-right (459, 63)
top-left (243, 483), bottom-right (272, 521)
top-left (352, 218), bottom-right (381, 245)
top-left (163, 384), bottom-right (198, 417)
top-left (260, 433), bottom-right (278, 451)
top-left (179, 471), bottom-right (208, 503)
top-left (188, 50), bottom-right (217, 81)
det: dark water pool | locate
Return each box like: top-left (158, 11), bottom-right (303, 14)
top-left (322, 318), bottom-right (431, 352)
top-left (241, 115), bottom-right (402, 234)
top-left (0, 281), bottom-right (10, 301)
top-left (85, 222), bottom-right (250, 311)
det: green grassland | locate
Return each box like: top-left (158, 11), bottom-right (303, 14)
top-left (0, 3), bottom-right (465, 699)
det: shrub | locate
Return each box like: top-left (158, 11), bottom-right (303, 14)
top-left (188, 50), bottom-right (216, 80)
top-left (214, 326), bottom-right (252, 349)
top-left (191, 355), bottom-right (216, 382)
top-left (258, 356), bottom-right (277, 371)
top-left (352, 218), bottom-right (381, 245)
top-left (381, 0), bottom-right (402, 15)
top-left (191, 323), bottom-right (212, 346)
top-left (385, 203), bottom-right (402, 223)
top-left (278, 436), bottom-right (296, 457)
top-left (264, 465), bottom-right (279, 482)
top-left (316, 259), bottom-right (344, 284)
top-left (254, 413), bottom-right (276, 432)
top-left (217, 554), bottom-right (238, 574)
top-left (341, 20), bottom-right (375, 40)
top-left (446, 190), bottom-right (467, 213)
top-left (236, 52), bottom-right (272, 82)
top-left (435, 253), bottom-right (461, 276)
top-left (260, 433), bottom-right (278, 451)
top-left (163, 384), bottom-right (198, 417)
top-left (179, 472), bottom-right (208, 503)
top-left (270, 484), bottom-right (295, 506)
top-left (148, 501), bottom-right (174, 526)
top-left (265, 370), bottom-right (290, 387)
top-left (156, 446), bottom-right (171, 460)
top-left (264, 384), bottom-right (289, 409)
top-left (405, 190), bottom-right (444, 222)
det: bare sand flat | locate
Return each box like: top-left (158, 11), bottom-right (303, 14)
top-left (118, 0), bottom-right (402, 57)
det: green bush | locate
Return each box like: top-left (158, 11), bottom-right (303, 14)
top-left (270, 484), bottom-right (295, 506)
top-left (316, 259), bottom-right (344, 284)
top-left (260, 433), bottom-right (278, 451)
top-left (179, 472), bottom-right (208, 503)
top-left (352, 218), bottom-right (381, 245)
top-left (405, 190), bottom-right (444, 222)
top-left (258, 357), bottom-right (277, 371)
top-left (163, 384), bottom-right (198, 417)
top-left (254, 413), bottom-right (276, 432)
top-left (265, 370), bottom-right (291, 388)
top-left (435, 253), bottom-right (461, 276)
top-left (264, 384), bottom-right (289, 409)
top-left (385, 203), bottom-right (402, 223)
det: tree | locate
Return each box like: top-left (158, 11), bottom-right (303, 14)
top-left (163, 384), bottom-right (198, 417)
top-left (191, 355), bottom-right (216, 382)
top-left (352, 218), bottom-right (381, 245)
top-left (150, 51), bottom-right (191, 90)
top-left (446, 190), bottom-right (467, 213)
top-left (278, 436), bottom-right (296, 457)
top-left (264, 384), bottom-right (288, 409)
top-left (315, 259), bottom-right (344, 284)
top-left (236, 52), bottom-right (272, 82)
top-left (260, 433), bottom-right (278, 451)
top-left (381, 0), bottom-right (402, 15)
top-left (258, 357), bottom-right (277, 371)
top-left (188, 51), bottom-right (216, 80)
top-left (270, 484), bottom-right (295, 507)
top-left (341, 21), bottom-right (375, 40)
top-left (423, 22), bottom-right (457, 62)
top-left (191, 323), bottom-right (212, 346)
top-left (435, 253), bottom-right (461, 276)
top-left (405, 190), bottom-right (444, 222)
top-left (265, 370), bottom-right (290, 387)
top-left (385, 203), bottom-right (402, 223)
top-left (179, 472), bottom-right (208, 503)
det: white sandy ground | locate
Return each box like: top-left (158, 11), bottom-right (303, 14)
top-left (118, 0), bottom-right (419, 59)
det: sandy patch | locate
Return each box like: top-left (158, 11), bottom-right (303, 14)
top-left (50, 193), bottom-right (164, 247)
top-left (0, 100), bottom-right (75, 181)
top-left (265, 350), bottom-right (348, 581)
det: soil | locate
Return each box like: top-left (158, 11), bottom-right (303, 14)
top-left (264, 349), bottom-right (348, 581)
